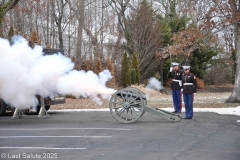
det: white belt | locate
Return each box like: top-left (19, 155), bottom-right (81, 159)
top-left (184, 83), bottom-right (193, 85)
top-left (172, 79), bottom-right (181, 82)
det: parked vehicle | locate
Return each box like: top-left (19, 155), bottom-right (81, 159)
top-left (0, 48), bottom-right (66, 116)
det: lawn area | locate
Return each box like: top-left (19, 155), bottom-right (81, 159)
top-left (50, 85), bottom-right (240, 110)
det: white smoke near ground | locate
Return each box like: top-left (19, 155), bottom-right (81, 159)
top-left (0, 36), bottom-right (115, 109)
top-left (145, 77), bottom-right (162, 96)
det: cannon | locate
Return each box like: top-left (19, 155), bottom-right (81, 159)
top-left (109, 87), bottom-right (182, 123)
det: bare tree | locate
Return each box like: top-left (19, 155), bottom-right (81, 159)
top-left (225, 0), bottom-right (240, 102)
top-left (125, 0), bottom-right (163, 80)
top-left (106, 0), bottom-right (131, 63)
top-left (75, 0), bottom-right (85, 68)
top-left (0, 0), bottom-right (20, 26)
top-left (51, 0), bottom-right (68, 49)
top-left (186, 0), bottom-right (240, 102)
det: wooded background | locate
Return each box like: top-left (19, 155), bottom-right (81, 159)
top-left (1, 0), bottom-right (240, 102)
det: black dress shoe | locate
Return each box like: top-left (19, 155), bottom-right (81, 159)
top-left (188, 117), bottom-right (192, 119)
top-left (183, 117), bottom-right (189, 119)
top-left (172, 111), bottom-right (177, 113)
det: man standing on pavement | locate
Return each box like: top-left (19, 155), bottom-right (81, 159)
top-left (168, 62), bottom-right (183, 113)
top-left (181, 66), bottom-right (197, 119)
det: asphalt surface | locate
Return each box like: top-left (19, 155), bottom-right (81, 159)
top-left (0, 111), bottom-right (240, 160)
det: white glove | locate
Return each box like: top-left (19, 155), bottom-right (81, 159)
top-left (179, 81), bottom-right (182, 87)
top-left (170, 67), bottom-right (173, 72)
top-left (194, 93), bottom-right (196, 95)
top-left (181, 89), bottom-right (183, 92)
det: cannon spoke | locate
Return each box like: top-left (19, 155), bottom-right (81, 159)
top-left (130, 109), bottom-right (134, 120)
top-left (130, 108), bottom-right (139, 117)
top-left (119, 92), bottom-right (125, 102)
top-left (115, 96), bottom-right (124, 103)
top-left (111, 96), bottom-right (124, 110)
top-left (125, 91), bottom-right (133, 103)
top-left (124, 91), bottom-right (130, 102)
top-left (128, 95), bottom-right (140, 104)
top-left (119, 109), bottom-right (125, 119)
top-left (113, 106), bottom-right (123, 110)
top-left (112, 101), bottom-right (124, 105)
top-left (132, 106), bottom-right (142, 111)
top-left (124, 91), bottom-right (129, 102)
top-left (131, 109), bottom-right (139, 119)
top-left (114, 108), bottom-right (125, 116)
top-left (130, 102), bottom-right (142, 106)
top-left (125, 109), bottom-right (128, 121)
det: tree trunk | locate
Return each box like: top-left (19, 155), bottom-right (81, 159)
top-left (226, 32), bottom-right (240, 102)
top-left (0, 0), bottom-right (20, 29)
top-left (226, 1), bottom-right (240, 103)
top-left (46, 1), bottom-right (50, 45)
top-left (75, 0), bottom-right (85, 69)
top-left (57, 23), bottom-right (63, 49)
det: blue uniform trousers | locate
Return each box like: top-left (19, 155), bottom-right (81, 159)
top-left (172, 90), bottom-right (182, 112)
top-left (183, 93), bottom-right (193, 118)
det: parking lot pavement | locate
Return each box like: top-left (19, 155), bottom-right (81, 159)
top-left (0, 111), bottom-right (240, 160)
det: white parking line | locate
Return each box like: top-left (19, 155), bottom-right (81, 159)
top-left (0, 128), bottom-right (131, 131)
top-left (0, 147), bottom-right (86, 150)
top-left (0, 136), bottom-right (112, 138)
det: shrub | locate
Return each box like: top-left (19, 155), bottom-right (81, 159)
top-left (196, 77), bottom-right (204, 89)
top-left (107, 57), bottom-right (116, 87)
top-left (95, 59), bottom-right (102, 75)
top-left (8, 25), bottom-right (14, 39)
top-left (30, 30), bottom-right (41, 45)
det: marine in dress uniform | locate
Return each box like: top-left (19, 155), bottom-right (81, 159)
top-left (168, 62), bottom-right (183, 113)
top-left (181, 66), bottom-right (197, 119)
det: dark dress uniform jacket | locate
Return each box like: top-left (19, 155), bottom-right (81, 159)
top-left (182, 73), bottom-right (197, 94)
top-left (168, 70), bottom-right (183, 90)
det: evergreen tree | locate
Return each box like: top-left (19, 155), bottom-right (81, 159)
top-left (131, 53), bottom-right (140, 85)
top-left (131, 69), bottom-right (136, 84)
top-left (120, 52), bottom-right (131, 87)
top-left (190, 46), bottom-right (218, 79)
top-left (7, 25), bottom-right (14, 39)
top-left (167, 0), bottom-right (188, 33)
top-left (156, 1), bottom-right (189, 84)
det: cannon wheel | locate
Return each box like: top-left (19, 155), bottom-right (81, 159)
top-left (125, 87), bottom-right (146, 117)
top-left (109, 88), bottom-right (144, 124)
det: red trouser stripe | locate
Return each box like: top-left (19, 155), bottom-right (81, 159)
top-left (192, 94), bottom-right (194, 116)
top-left (180, 91), bottom-right (182, 112)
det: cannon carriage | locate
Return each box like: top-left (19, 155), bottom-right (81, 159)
top-left (109, 87), bottom-right (182, 123)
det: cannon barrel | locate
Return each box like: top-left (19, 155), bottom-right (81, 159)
top-left (116, 91), bottom-right (146, 100)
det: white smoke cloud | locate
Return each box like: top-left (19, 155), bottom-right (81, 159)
top-left (146, 77), bottom-right (162, 91)
top-left (0, 36), bottom-right (115, 109)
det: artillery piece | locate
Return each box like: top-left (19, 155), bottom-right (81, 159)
top-left (109, 87), bottom-right (182, 123)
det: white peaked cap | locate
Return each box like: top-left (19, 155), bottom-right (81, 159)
top-left (171, 62), bottom-right (179, 66)
top-left (182, 66), bottom-right (191, 70)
